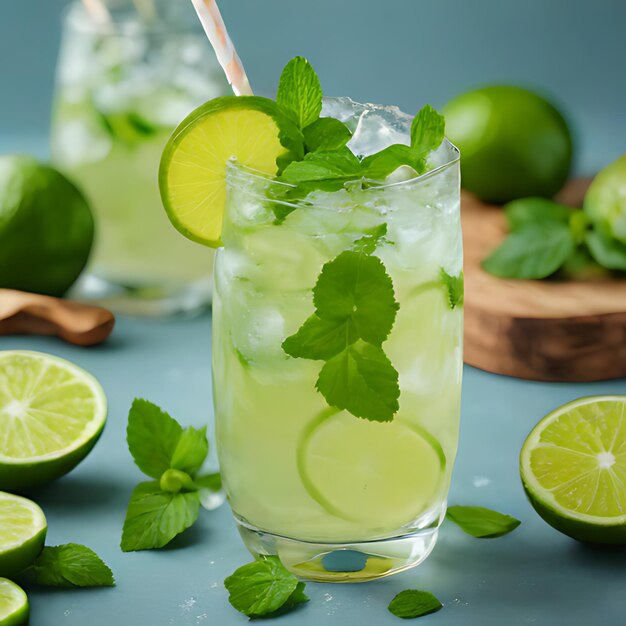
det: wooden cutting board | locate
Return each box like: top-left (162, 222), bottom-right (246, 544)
top-left (462, 179), bottom-right (626, 382)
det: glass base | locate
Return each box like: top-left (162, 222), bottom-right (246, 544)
top-left (68, 273), bottom-right (212, 317)
top-left (236, 519), bottom-right (440, 583)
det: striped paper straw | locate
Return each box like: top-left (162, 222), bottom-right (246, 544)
top-left (81, 0), bottom-right (112, 25)
top-left (189, 0), bottom-right (253, 96)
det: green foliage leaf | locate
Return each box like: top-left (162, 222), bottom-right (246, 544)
top-left (193, 472), bottom-right (222, 493)
top-left (317, 341), bottom-right (400, 422)
top-left (282, 315), bottom-right (358, 361)
top-left (224, 556), bottom-right (308, 618)
top-left (446, 505), bottom-right (521, 538)
top-left (276, 56), bottom-right (322, 129)
top-left (482, 223), bottom-right (575, 279)
top-left (586, 230), bottom-right (626, 270)
top-left (314, 251), bottom-right (399, 344)
top-left (126, 399), bottom-right (183, 479)
top-left (410, 104), bottom-right (445, 155)
top-left (440, 269), bottom-right (464, 309)
top-left (170, 426), bottom-right (209, 476)
top-left (505, 197), bottom-right (573, 231)
top-left (388, 589), bottom-right (443, 619)
top-left (361, 144), bottom-right (422, 180)
top-left (303, 117), bottom-right (352, 152)
top-left (283, 245), bottom-right (400, 422)
top-left (121, 481), bottom-right (200, 551)
top-left (23, 544), bottom-right (115, 588)
top-left (280, 147), bottom-right (363, 185)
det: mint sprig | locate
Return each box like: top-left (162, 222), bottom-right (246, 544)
top-left (279, 103), bottom-right (445, 190)
top-left (446, 505), bottom-right (521, 538)
top-left (283, 235), bottom-right (400, 422)
top-left (224, 556), bottom-right (308, 618)
top-left (481, 196), bottom-right (626, 279)
top-left (388, 589), bottom-right (443, 619)
top-left (20, 544), bottom-right (115, 588)
top-left (121, 399), bottom-right (221, 551)
top-left (276, 56), bottom-right (322, 129)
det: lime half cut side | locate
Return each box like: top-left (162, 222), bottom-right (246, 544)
top-left (0, 578), bottom-right (29, 626)
top-left (159, 95), bottom-right (298, 248)
top-left (0, 350), bottom-right (107, 491)
top-left (520, 396), bottom-right (626, 544)
top-left (0, 492), bottom-right (46, 578)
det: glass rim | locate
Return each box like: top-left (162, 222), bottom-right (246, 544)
top-left (226, 139), bottom-right (459, 205)
top-left (63, 1), bottom-right (200, 37)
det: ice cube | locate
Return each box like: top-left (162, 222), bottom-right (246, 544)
top-left (348, 107), bottom-right (412, 157)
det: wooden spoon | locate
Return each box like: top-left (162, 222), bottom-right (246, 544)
top-left (0, 289), bottom-right (115, 346)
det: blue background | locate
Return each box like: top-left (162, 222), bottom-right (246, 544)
top-left (1, 2), bottom-right (625, 626)
top-left (0, 0), bottom-right (624, 172)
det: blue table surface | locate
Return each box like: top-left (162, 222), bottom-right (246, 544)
top-left (2, 313), bottom-right (625, 626)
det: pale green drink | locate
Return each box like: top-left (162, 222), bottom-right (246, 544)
top-left (51, 1), bottom-right (230, 314)
top-left (213, 99), bottom-right (463, 581)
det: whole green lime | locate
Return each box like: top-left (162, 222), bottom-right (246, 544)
top-left (0, 155), bottom-right (94, 296)
top-left (584, 154), bottom-right (626, 243)
top-left (443, 86), bottom-right (573, 203)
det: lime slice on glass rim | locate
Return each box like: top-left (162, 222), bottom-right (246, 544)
top-left (0, 492), bottom-right (46, 578)
top-left (0, 350), bottom-right (107, 491)
top-left (0, 578), bottom-right (29, 626)
top-left (520, 395), bottom-right (626, 544)
top-left (159, 95), bottom-right (299, 247)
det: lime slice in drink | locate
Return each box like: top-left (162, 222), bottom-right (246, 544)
top-left (0, 492), bottom-right (46, 578)
top-left (0, 578), bottom-right (29, 626)
top-left (159, 95), bottom-right (299, 247)
top-left (0, 351), bottom-right (107, 491)
top-left (298, 409), bottom-right (446, 529)
top-left (520, 396), bottom-right (626, 544)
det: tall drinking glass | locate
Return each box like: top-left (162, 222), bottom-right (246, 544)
top-left (213, 99), bottom-right (463, 581)
top-left (51, 0), bottom-right (230, 315)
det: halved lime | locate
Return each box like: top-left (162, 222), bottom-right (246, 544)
top-left (0, 493), bottom-right (46, 578)
top-left (298, 409), bottom-right (446, 529)
top-left (0, 350), bottom-right (107, 491)
top-left (520, 396), bottom-right (626, 543)
top-left (0, 578), bottom-right (29, 626)
top-left (159, 95), bottom-right (299, 247)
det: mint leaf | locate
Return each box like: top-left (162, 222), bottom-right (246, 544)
top-left (121, 481), bottom-right (200, 551)
top-left (193, 472), bottom-right (222, 492)
top-left (276, 125), bottom-right (305, 174)
top-left (224, 556), bottom-right (308, 618)
top-left (410, 104), bottom-right (445, 156)
top-left (446, 505), bottom-right (521, 538)
top-left (281, 581), bottom-right (309, 612)
top-left (314, 251), bottom-right (399, 345)
top-left (388, 589), bottom-right (443, 619)
top-left (352, 223), bottom-right (389, 254)
top-left (22, 544), bottom-right (115, 588)
top-left (440, 269), bottom-right (464, 309)
top-left (126, 399), bottom-right (183, 479)
top-left (303, 117), bottom-right (352, 152)
top-left (170, 426), bottom-right (208, 476)
top-left (280, 147), bottom-right (363, 186)
top-left (362, 144), bottom-right (422, 180)
top-left (482, 222), bottom-right (575, 279)
top-left (282, 315), bottom-right (357, 361)
top-left (317, 341), bottom-right (399, 422)
top-left (586, 230), bottom-right (626, 270)
top-left (505, 197), bottom-right (573, 231)
top-left (276, 56), bottom-right (322, 129)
